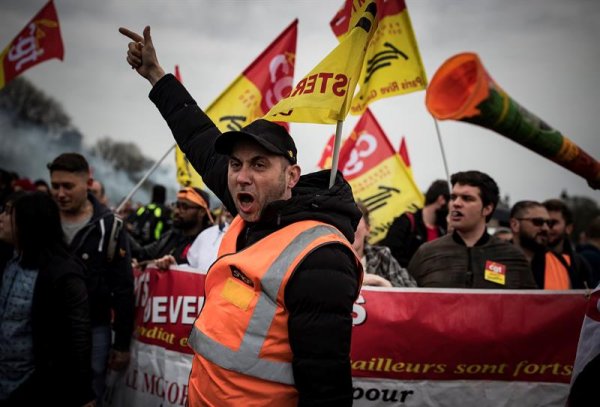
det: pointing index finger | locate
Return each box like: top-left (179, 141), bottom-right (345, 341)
top-left (119, 27), bottom-right (144, 43)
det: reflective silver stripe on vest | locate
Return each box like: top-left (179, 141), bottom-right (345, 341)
top-left (188, 224), bottom-right (345, 385)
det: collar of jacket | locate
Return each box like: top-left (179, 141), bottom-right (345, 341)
top-left (451, 230), bottom-right (491, 247)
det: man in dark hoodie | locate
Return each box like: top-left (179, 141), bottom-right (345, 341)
top-left (47, 153), bottom-right (134, 404)
top-left (120, 26), bottom-right (362, 406)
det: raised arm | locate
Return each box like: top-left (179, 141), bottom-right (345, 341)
top-left (119, 26), bottom-right (166, 86)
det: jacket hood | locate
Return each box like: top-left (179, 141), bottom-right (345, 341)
top-left (88, 192), bottom-right (114, 222)
top-left (260, 170), bottom-right (360, 242)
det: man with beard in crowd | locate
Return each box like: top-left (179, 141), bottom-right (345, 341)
top-left (408, 171), bottom-right (535, 288)
top-left (382, 179), bottom-right (449, 268)
top-left (509, 200), bottom-right (590, 289)
top-left (131, 187), bottom-right (213, 268)
top-left (509, 201), bottom-right (550, 265)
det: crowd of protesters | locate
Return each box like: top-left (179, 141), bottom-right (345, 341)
top-left (1, 153), bottom-right (598, 406)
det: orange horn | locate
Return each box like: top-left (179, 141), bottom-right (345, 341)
top-left (426, 52), bottom-right (600, 190)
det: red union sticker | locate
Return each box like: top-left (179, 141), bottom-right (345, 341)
top-left (484, 260), bottom-right (506, 285)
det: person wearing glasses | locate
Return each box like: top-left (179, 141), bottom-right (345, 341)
top-left (511, 200), bottom-right (592, 289)
top-left (408, 171), bottom-right (536, 289)
top-left (509, 200), bottom-right (551, 265)
top-left (543, 199), bottom-right (593, 289)
top-left (131, 187), bottom-right (213, 268)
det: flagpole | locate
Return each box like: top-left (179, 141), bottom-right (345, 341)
top-left (328, 120), bottom-right (345, 188)
top-left (115, 143), bottom-right (176, 214)
top-left (431, 116), bottom-right (452, 190)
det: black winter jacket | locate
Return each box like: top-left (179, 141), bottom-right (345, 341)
top-left (531, 238), bottom-right (594, 289)
top-left (408, 231), bottom-right (537, 289)
top-left (68, 193), bottom-right (134, 351)
top-left (0, 252), bottom-right (95, 406)
top-left (381, 209), bottom-right (446, 268)
top-left (150, 74), bottom-right (362, 406)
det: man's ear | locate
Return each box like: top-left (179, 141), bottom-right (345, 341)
top-left (287, 164), bottom-right (301, 189)
top-left (509, 218), bottom-right (520, 233)
top-left (565, 223), bottom-right (574, 235)
top-left (87, 177), bottom-right (94, 188)
top-left (482, 203), bottom-right (493, 220)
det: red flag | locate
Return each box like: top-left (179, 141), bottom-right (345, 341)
top-left (336, 109), bottom-right (423, 242)
top-left (174, 21), bottom-right (298, 189)
top-left (399, 136), bottom-right (411, 168)
top-left (317, 134), bottom-right (335, 169)
top-left (206, 19), bottom-right (298, 131)
top-left (0, 0), bottom-right (64, 89)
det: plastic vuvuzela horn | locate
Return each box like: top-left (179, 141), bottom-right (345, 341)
top-left (426, 52), bottom-right (600, 189)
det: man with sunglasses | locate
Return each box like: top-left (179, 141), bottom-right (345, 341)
top-left (510, 200), bottom-right (591, 289)
top-left (131, 187), bottom-right (213, 267)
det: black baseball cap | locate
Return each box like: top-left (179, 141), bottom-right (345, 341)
top-left (215, 119), bottom-right (297, 164)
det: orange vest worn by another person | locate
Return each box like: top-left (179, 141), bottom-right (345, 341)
top-left (544, 252), bottom-right (571, 290)
top-left (187, 217), bottom-right (361, 406)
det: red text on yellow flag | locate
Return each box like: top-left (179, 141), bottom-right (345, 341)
top-left (265, 2), bottom-right (377, 124)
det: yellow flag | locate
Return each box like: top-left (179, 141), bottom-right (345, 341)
top-left (265, 2), bottom-right (377, 124)
top-left (331, 0), bottom-right (427, 115)
top-left (174, 20), bottom-right (298, 188)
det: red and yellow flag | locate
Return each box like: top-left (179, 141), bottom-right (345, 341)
top-left (174, 66), bottom-right (205, 189)
top-left (265, 1), bottom-right (377, 124)
top-left (0, 0), bottom-right (64, 90)
top-left (337, 109), bottom-right (423, 243)
top-left (174, 20), bottom-right (298, 188)
top-left (316, 134), bottom-right (336, 170)
top-left (330, 0), bottom-right (427, 115)
top-left (398, 135), bottom-right (411, 168)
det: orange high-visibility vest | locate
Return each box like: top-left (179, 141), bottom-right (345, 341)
top-left (544, 252), bottom-right (571, 290)
top-left (187, 217), bottom-right (361, 406)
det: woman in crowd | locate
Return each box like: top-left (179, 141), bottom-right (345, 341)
top-left (0, 192), bottom-right (95, 406)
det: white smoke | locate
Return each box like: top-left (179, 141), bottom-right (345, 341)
top-left (0, 110), bottom-right (178, 206)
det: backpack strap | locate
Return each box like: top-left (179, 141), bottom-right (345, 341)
top-left (106, 216), bottom-right (124, 263)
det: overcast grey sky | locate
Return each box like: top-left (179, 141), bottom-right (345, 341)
top-left (1, 0), bottom-right (599, 204)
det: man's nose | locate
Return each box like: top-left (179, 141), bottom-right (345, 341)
top-left (236, 166), bottom-right (252, 184)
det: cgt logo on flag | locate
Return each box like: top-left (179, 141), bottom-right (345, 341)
top-left (0, 0), bottom-right (64, 89)
top-left (264, 1), bottom-right (378, 124)
top-left (174, 20), bottom-right (298, 189)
